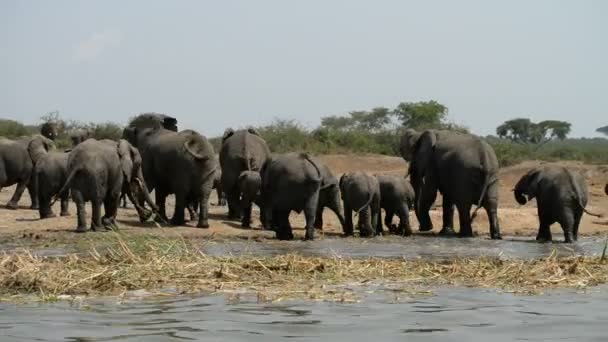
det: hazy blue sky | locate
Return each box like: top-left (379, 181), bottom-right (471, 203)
top-left (2, 0), bottom-right (606, 137)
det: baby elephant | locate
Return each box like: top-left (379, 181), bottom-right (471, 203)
top-left (35, 151), bottom-right (70, 219)
top-left (339, 171), bottom-right (381, 237)
top-left (514, 165), bottom-right (602, 243)
top-left (238, 170), bottom-right (263, 228)
top-left (376, 174), bottom-right (414, 236)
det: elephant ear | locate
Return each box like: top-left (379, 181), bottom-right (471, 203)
top-left (411, 130), bottom-right (437, 178)
top-left (399, 129), bottom-right (420, 161)
top-left (222, 128), bottom-right (235, 144)
top-left (27, 136), bottom-right (50, 164)
top-left (516, 168), bottom-right (542, 202)
top-left (247, 127), bottom-right (261, 136)
top-left (117, 140), bottom-right (135, 183)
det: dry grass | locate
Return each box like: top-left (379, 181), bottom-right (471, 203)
top-left (1, 234), bottom-right (608, 303)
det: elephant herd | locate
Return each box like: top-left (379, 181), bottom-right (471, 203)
top-left (0, 115), bottom-right (606, 243)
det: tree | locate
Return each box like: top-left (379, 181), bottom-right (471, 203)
top-left (596, 125), bottom-right (608, 136)
top-left (392, 100), bottom-right (448, 129)
top-left (496, 118), bottom-right (571, 146)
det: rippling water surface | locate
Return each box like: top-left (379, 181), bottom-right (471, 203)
top-left (2, 287), bottom-right (607, 341)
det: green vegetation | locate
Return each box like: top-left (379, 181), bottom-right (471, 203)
top-left (2, 105), bottom-right (607, 167)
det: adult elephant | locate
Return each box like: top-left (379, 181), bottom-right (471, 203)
top-left (514, 165), bottom-right (602, 243)
top-left (124, 126), bottom-right (216, 228)
top-left (400, 128), bottom-right (502, 239)
top-left (40, 122), bottom-right (58, 141)
top-left (0, 135), bottom-right (54, 209)
top-left (219, 128), bottom-right (270, 223)
top-left (56, 139), bottom-right (154, 232)
top-left (260, 153), bottom-right (344, 240)
top-left (69, 128), bottom-right (93, 147)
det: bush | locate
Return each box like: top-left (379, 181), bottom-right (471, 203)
top-left (0, 119), bottom-right (34, 138)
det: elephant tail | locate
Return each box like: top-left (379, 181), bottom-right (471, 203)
top-left (354, 191), bottom-right (374, 214)
top-left (471, 146), bottom-right (499, 222)
top-left (301, 153), bottom-right (322, 184)
top-left (51, 167), bottom-right (80, 206)
top-left (566, 168), bottom-right (603, 218)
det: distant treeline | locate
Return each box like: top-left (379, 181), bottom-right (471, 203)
top-left (3, 101), bottom-right (608, 167)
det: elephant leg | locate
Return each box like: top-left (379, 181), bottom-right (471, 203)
top-left (38, 192), bottom-right (55, 219)
top-left (343, 204), bottom-right (354, 237)
top-left (102, 194), bottom-right (119, 230)
top-left (241, 200), bottom-right (253, 228)
top-left (439, 197), bottom-right (455, 235)
top-left (90, 199), bottom-right (103, 231)
top-left (416, 182), bottom-right (437, 232)
top-left (303, 192), bottom-right (320, 241)
top-left (559, 210), bottom-right (575, 243)
top-left (384, 210), bottom-right (395, 233)
top-left (154, 190), bottom-right (169, 223)
top-left (27, 179), bottom-right (38, 210)
top-left (275, 209), bottom-right (293, 240)
top-left (227, 187), bottom-right (241, 220)
top-left (216, 187), bottom-right (226, 206)
top-left (397, 203), bottom-right (412, 237)
top-left (6, 181), bottom-right (28, 209)
top-left (187, 202), bottom-right (198, 222)
top-left (358, 206), bottom-right (374, 238)
top-left (171, 193), bottom-right (187, 226)
top-left (71, 190), bottom-right (88, 232)
top-left (484, 198), bottom-right (501, 240)
top-left (457, 204), bottom-right (473, 238)
top-left (197, 183), bottom-right (212, 229)
top-left (313, 206), bottom-right (324, 230)
top-left (536, 210), bottom-right (553, 242)
top-left (573, 208), bottom-right (583, 242)
top-left (60, 192), bottom-right (70, 217)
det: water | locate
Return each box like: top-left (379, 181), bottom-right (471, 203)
top-left (1, 287), bottom-right (607, 341)
top-left (200, 236), bottom-right (606, 260)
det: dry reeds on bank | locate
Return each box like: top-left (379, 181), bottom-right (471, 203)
top-left (1, 235), bottom-right (607, 302)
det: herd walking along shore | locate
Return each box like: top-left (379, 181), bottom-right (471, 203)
top-left (0, 112), bottom-right (608, 302)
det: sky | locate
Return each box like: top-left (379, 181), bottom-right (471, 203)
top-left (1, 0), bottom-right (607, 138)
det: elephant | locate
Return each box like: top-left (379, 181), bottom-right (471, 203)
top-left (219, 128), bottom-right (271, 220)
top-left (40, 122), bottom-right (58, 141)
top-left (128, 112), bottom-right (178, 132)
top-left (0, 135), bottom-right (54, 209)
top-left (69, 129), bottom-right (93, 147)
top-left (605, 183), bottom-right (608, 196)
top-left (123, 126), bottom-right (216, 228)
top-left (400, 129), bottom-right (502, 239)
top-left (260, 153), bottom-right (340, 240)
top-left (513, 165), bottom-right (602, 243)
top-left (312, 162), bottom-right (346, 233)
top-left (212, 165), bottom-right (226, 206)
top-left (238, 170), bottom-right (263, 228)
top-left (339, 172), bottom-right (381, 237)
top-left (35, 151), bottom-right (70, 218)
top-left (56, 139), bottom-right (156, 232)
top-left (376, 174), bottom-right (414, 236)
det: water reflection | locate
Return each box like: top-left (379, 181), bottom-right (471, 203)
top-left (2, 287), bottom-right (607, 341)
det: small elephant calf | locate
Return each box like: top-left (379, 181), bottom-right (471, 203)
top-left (339, 171), bottom-right (381, 237)
top-left (376, 174), bottom-right (414, 236)
top-left (514, 165), bottom-right (602, 243)
top-left (238, 170), bottom-right (263, 228)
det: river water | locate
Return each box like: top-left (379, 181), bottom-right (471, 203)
top-left (1, 286), bottom-right (607, 341)
top-left (1, 237), bottom-right (607, 341)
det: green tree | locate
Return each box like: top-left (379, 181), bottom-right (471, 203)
top-left (392, 100), bottom-right (448, 129)
top-left (496, 118), bottom-right (571, 146)
top-left (0, 119), bottom-right (30, 138)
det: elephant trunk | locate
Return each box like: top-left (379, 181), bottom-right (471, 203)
top-left (514, 190), bottom-right (528, 205)
top-left (134, 176), bottom-right (158, 212)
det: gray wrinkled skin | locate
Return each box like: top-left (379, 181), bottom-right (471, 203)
top-left (339, 171), bottom-right (381, 237)
top-left (260, 153), bottom-right (324, 241)
top-left (0, 135), bottom-right (54, 210)
top-left (403, 129), bottom-right (501, 240)
top-left (238, 170), bottom-right (263, 228)
top-left (35, 151), bottom-right (70, 218)
top-left (514, 165), bottom-right (597, 243)
top-left (376, 174), bottom-right (414, 236)
top-left (219, 128), bottom-right (271, 220)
